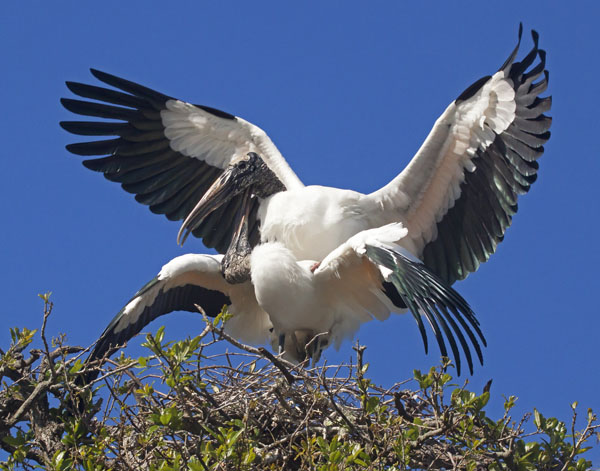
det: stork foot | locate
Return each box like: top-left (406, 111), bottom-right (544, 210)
top-left (310, 261), bottom-right (321, 273)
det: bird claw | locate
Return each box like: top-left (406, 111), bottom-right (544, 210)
top-left (310, 261), bottom-right (321, 273)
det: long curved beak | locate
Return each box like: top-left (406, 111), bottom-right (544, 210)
top-left (177, 167), bottom-right (238, 246)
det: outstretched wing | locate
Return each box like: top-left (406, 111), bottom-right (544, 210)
top-left (368, 26), bottom-right (551, 284)
top-left (88, 254), bottom-right (231, 370)
top-left (316, 224), bottom-right (486, 375)
top-left (61, 69), bottom-right (303, 252)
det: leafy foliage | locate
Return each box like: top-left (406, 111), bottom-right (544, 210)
top-left (0, 295), bottom-right (598, 470)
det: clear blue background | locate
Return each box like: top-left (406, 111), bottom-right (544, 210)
top-left (2, 1), bottom-right (598, 464)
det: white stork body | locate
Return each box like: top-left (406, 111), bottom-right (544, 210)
top-left (250, 225), bottom-right (402, 349)
top-left (87, 223), bottom-right (485, 376)
top-left (258, 186), bottom-right (378, 260)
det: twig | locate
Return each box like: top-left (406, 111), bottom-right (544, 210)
top-left (258, 348), bottom-right (296, 385)
top-left (394, 392), bottom-right (414, 423)
top-left (40, 297), bottom-right (56, 379)
top-left (560, 408), bottom-right (599, 471)
top-left (7, 379), bottom-right (53, 427)
top-left (321, 374), bottom-right (360, 436)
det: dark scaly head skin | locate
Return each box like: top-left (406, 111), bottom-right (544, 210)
top-left (209, 152), bottom-right (286, 202)
top-left (243, 152), bottom-right (286, 198)
top-left (177, 152), bottom-right (285, 245)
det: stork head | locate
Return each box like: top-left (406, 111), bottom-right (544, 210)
top-left (177, 152), bottom-right (284, 245)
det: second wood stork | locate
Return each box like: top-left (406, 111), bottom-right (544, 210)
top-left (86, 221), bottom-right (485, 379)
top-left (61, 26), bottom-right (551, 287)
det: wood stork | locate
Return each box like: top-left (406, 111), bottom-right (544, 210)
top-left (61, 26), bottom-right (551, 287)
top-left (86, 222), bottom-right (485, 378)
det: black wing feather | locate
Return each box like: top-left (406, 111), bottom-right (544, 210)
top-left (423, 29), bottom-right (551, 284)
top-left (85, 278), bottom-right (230, 383)
top-left (367, 244), bottom-right (486, 375)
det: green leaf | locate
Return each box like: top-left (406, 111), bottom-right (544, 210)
top-left (413, 369), bottom-right (423, 382)
top-left (38, 292), bottom-right (52, 303)
top-left (52, 450), bottom-right (66, 468)
top-left (9, 327), bottom-right (37, 349)
top-left (576, 458), bottom-right (590, 471)
top-left (476, 391), bottom-right (490, 409)
top-left (212, 311), bottom-right (223, 327)
top-left (2, 435), bottom-right (24, 447)
top-left (365, 396), bottom-right (379, 414)
top-left (155, 326), bottom-right (165, 344)
top-left (188, 457), bottom-right (206, 471)
top-left (166, 375), bottom-right (176, 388)
top-left (160, 410), bottom-right (172, 426)
top-left (504, 395), bottom-right (517, 411)
top-left (243, 447), bottom-right (256, 465)
top-left (316, 436), bottom-right (328, 452)
top-left (69, 359), bottom-right (83, 374)
top-left (533, 409), bottom-right (542, 429)
top-left (330, 450), bottom-right (342, 463)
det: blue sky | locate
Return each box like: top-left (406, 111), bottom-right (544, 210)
top-left (2, 1), bottom-right (599, 464)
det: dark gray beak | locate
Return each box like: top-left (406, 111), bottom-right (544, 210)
top-left (177, 166), bottom-right (241, 246)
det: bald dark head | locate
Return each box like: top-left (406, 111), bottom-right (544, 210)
top-left (178, 152), bottom-right (285, 246)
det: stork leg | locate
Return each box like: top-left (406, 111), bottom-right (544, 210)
top-left (278, 333), bottom-right (285, 354)
top-left (314, 335), bottom-right (330, 365)
top-left (289, 332), bottom-right (303, 362)
top-left (310, 337), bottom-right (322, 366)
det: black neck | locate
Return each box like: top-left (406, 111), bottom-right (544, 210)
top-left (253, 161), bottom-right (286, 198)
